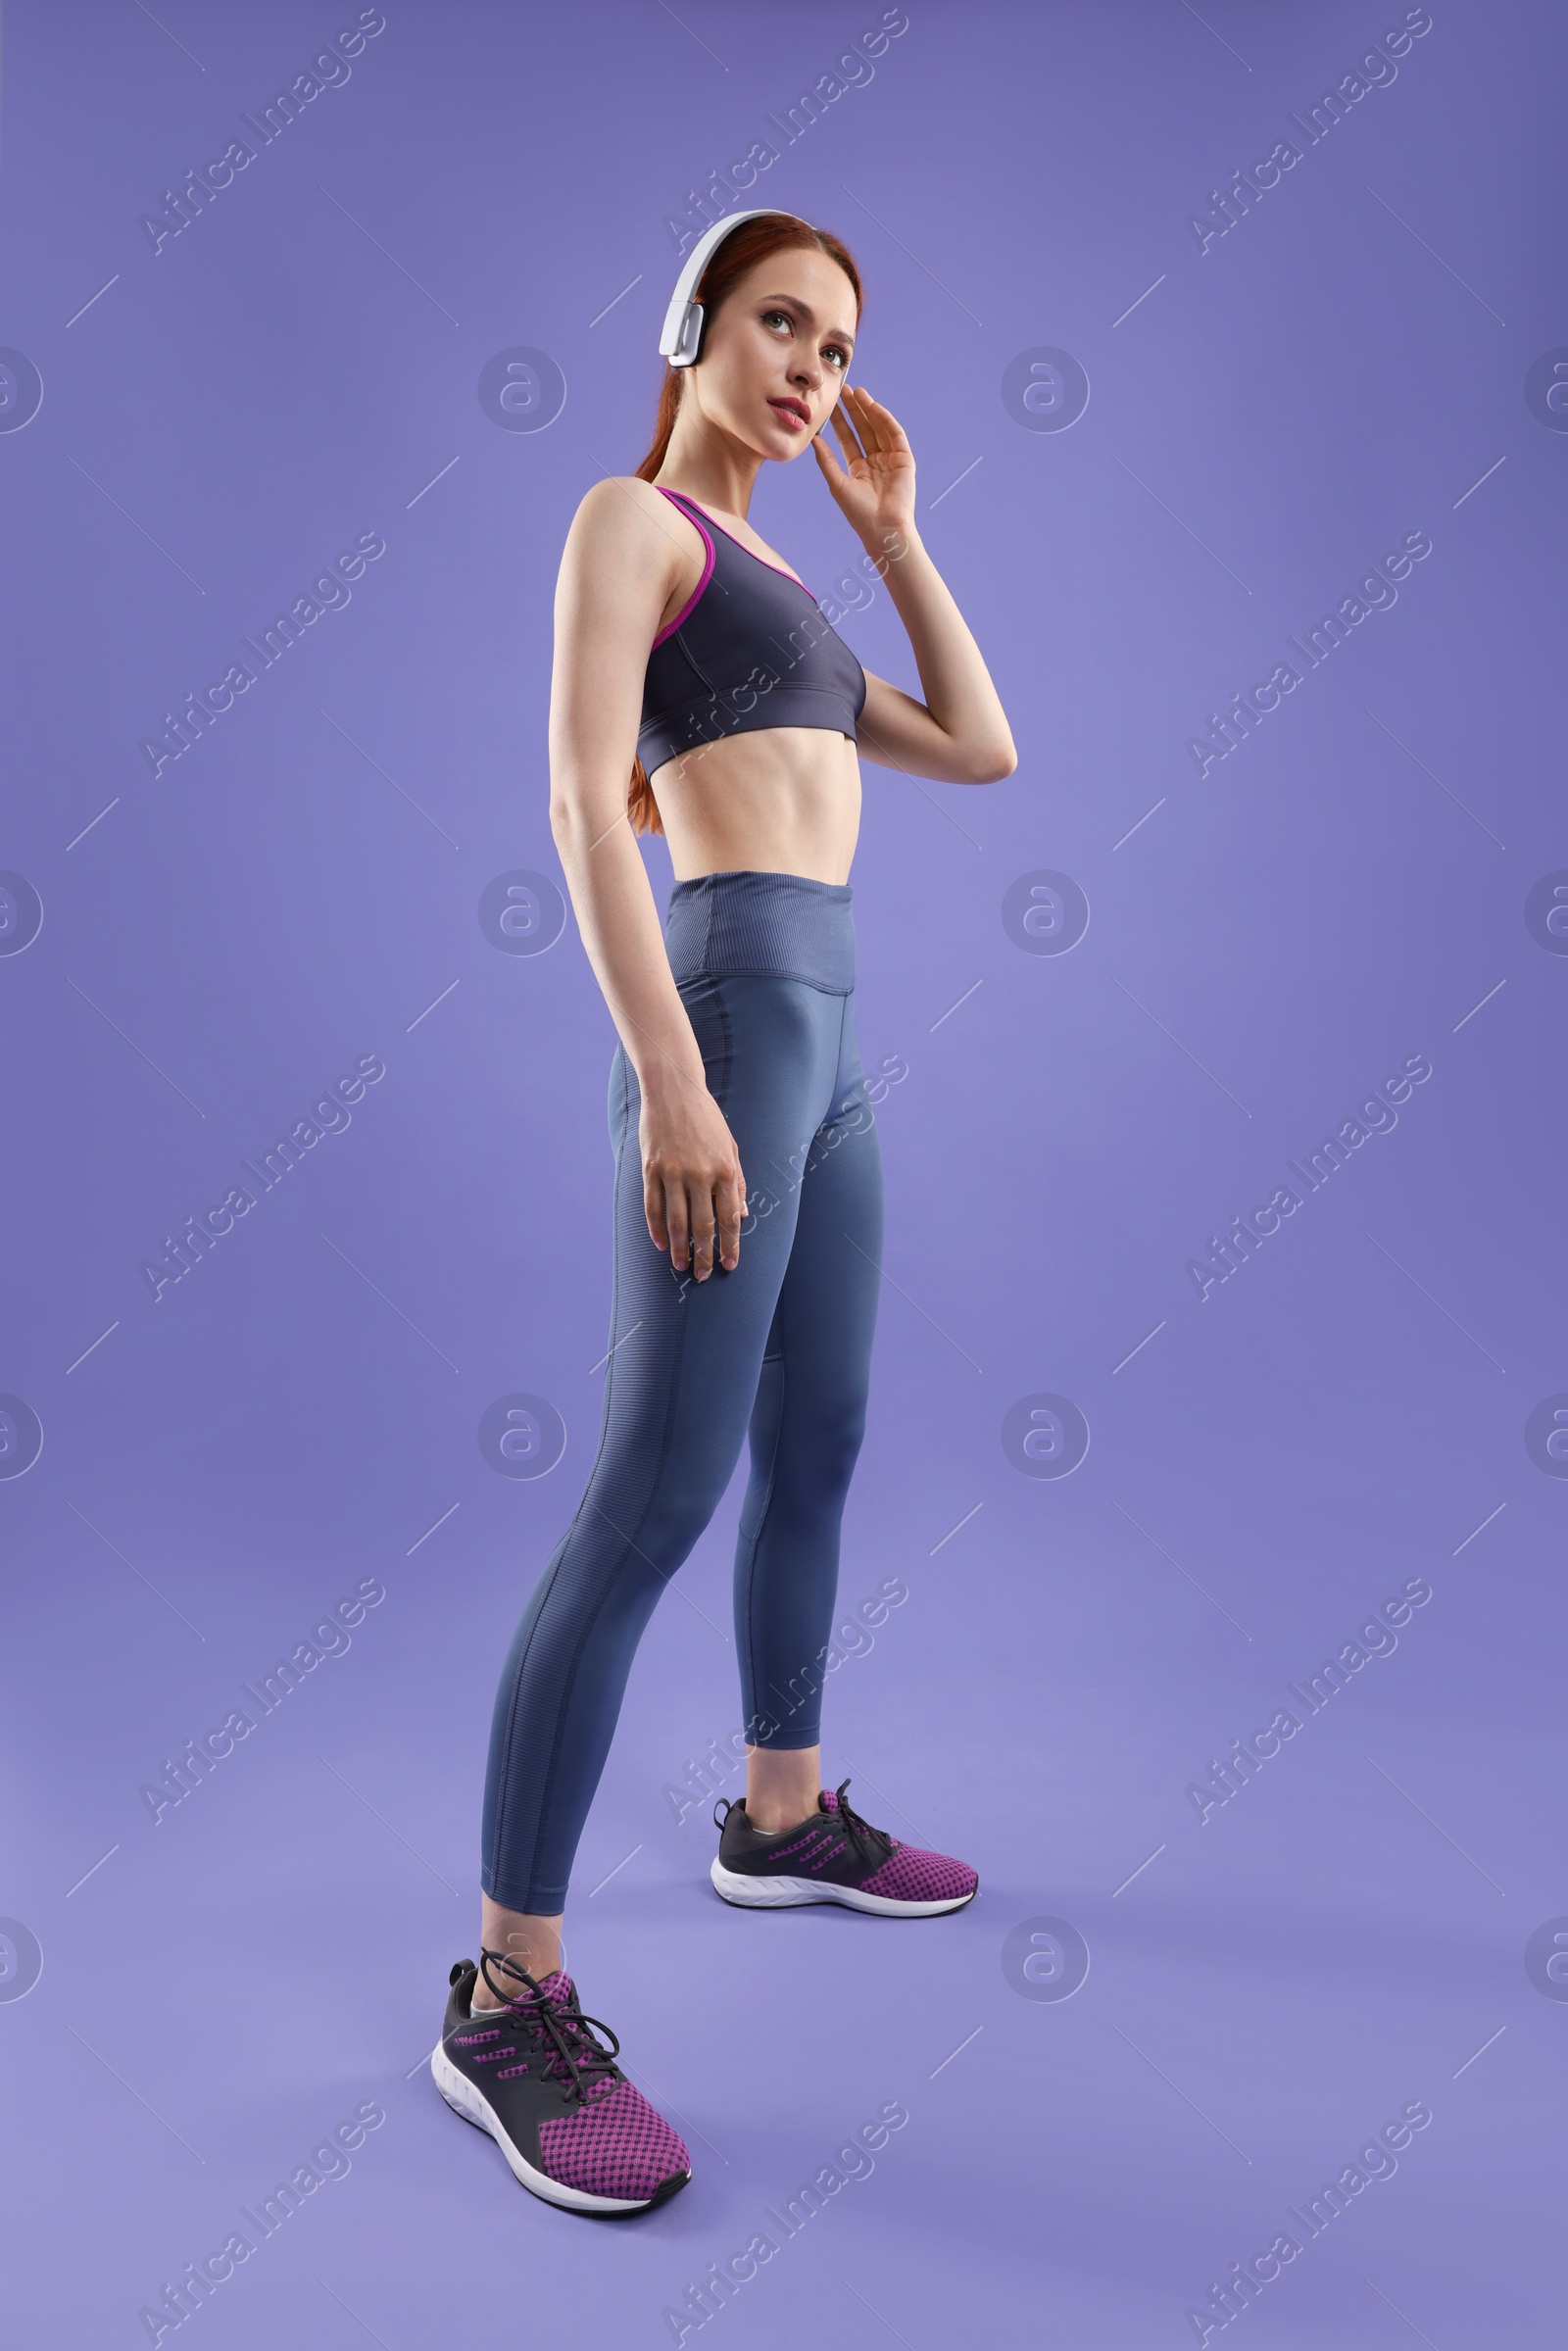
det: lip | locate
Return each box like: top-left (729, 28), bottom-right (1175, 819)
top-left (768, 397), bottom-right (809, 431)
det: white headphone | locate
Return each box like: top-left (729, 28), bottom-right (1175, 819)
top-left (658, 209), bottom-right (808, 368)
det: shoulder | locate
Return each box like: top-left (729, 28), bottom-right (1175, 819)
top-left (561, 475), bottom-right (696, 589)
top-left (566, 474), bottom-right (677, 551)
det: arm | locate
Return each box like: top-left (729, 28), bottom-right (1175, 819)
top-left (813, 385), bottom-right (1017, 786)
top-left (547, 476), bottom-right (747, 1280)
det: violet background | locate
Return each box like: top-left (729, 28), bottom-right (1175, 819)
top-left (1, 1), bottom-right (1562, 2343)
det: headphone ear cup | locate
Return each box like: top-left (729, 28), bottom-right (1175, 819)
top-left (659, 209), bottom-right (806, 364)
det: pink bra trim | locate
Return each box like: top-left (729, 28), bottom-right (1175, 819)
top-left (651, 489), bottom-right (715, 649)
top-left (652, 488), bottom-right (815, 646)
top-left (685, 494), bottom-right (815, 598)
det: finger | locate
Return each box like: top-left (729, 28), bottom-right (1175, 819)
top-left (714, 1163), bottom-right (746, 1271)
top-left (850, 386), bottom-right (906, 457)
top-left (852, 394), bottom-right (891, 458)
top-left (664, 1180), bottom-right (691, 1272)
top-left (688, 1179), bottom-right (717, 1281)
top-left (828, 398), bottom-right (866, 460)
top-left (842, 383), bottom-right (880, 441)
top-left (645, 1169), bottom-right (669, 1253)
top-left (846, 385), bottom-right (893, 454)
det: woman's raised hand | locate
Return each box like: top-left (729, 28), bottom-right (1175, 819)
top-left (812, 384), bottom-right (917, 550)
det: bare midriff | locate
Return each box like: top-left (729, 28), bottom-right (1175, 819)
top-left (649, 725), bottom-right (861, 887)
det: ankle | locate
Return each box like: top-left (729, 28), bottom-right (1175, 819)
top-left (473, 1974), bottom-right (554, 2011)
top-left (744, 1745), bottom-right (822, 1835)
top-left (744, 1794), bottom-right (815, 1835)
top-left (473, 1948), bottom-right (562, 2004)
top-left (475, 1898), bottom-right (564, 2003)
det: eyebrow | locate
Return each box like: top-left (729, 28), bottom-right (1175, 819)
top-left (756, 292), bottom-right (857, 349)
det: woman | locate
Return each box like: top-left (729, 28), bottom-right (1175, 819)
top-left (431, 210), bottom-right (1016, 2215)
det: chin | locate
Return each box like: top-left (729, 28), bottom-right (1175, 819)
top-left (763, 405), bottom-right (812, 448)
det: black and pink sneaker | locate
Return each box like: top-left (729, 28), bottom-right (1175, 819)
top-left (710, 1780), bottom-right (978, 1916)
top-left (430, 1952), bottom-right (691, 2215)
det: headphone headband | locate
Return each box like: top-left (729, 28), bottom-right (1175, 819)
top-left (658, 209), bottom-right (808, 368)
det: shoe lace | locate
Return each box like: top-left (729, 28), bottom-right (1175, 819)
top-left (475, 1949), bottom-right (621, 2105)
top-left (832, 1780), bottom-right (897, 1872)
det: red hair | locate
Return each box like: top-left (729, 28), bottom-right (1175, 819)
top-left (623, 213), bottom-right (863, 837)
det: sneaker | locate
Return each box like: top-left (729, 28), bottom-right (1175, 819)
top-left (710, 1780), bottom-right (978, 1916)
top-left (430, 1952), bottom-right (691, 2215)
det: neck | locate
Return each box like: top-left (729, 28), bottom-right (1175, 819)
top-left (655, 417), bottom-right (763, 520)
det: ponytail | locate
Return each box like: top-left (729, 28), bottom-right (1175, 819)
top-left (625, 367), bottom-right (686, 838)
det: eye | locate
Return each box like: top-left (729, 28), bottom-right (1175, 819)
top-left (760, 310), bottom-right (852, 370)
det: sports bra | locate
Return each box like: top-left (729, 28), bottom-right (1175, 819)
top-left (637, 486), bottom-right (867, 776)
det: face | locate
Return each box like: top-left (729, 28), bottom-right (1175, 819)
top-left (693, 248), bottom-right (858, 460)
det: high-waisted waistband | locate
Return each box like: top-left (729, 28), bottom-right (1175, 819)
top-left (663, 868), bottom-right (856, 996)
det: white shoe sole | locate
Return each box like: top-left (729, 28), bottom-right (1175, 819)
top-left (429, 2043), bottom-right (685, 2215)
top-left (710, 1856), bottom-right (977, 1917)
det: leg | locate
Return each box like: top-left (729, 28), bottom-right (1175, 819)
top-left (480, 973), bottom-right (846, 1919)
top-left (734, 989), bottom-right (884, 1824)
top-left (708, 1012), bottom-right (978, 1912)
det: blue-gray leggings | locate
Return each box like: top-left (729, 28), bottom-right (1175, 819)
top-left (481, 869), bottom-right (884, 1914)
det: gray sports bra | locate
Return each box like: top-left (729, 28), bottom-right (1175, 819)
top-left (638, 487), bottom-right (867, 775)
